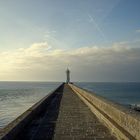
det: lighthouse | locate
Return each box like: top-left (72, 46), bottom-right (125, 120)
top-left (66, 68), bottom-right (70, 83)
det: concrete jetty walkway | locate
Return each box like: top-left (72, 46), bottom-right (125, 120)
top-left (15, 84), bottom-right (116, 140)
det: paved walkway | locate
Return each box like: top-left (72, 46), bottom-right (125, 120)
top-left (16, 84), bottom-right (116, 140)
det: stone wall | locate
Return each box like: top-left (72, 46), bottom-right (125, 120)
top-left (69, 84), bottom-right (140, 140)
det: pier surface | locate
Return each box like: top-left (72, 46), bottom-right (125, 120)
top-left (15, 84), bottom-right (116, 140)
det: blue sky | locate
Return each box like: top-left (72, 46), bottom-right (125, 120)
top-left (0, 0), bottom-right (140, 81)
top-left (1, 0), bottom-right (140, 50)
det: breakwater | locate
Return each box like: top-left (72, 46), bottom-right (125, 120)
top-left (0, 83), bottom-right (140, 140)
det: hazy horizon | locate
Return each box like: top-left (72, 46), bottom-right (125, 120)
top-left (0, 0), bottom-right (140, 82)
top-left (0, 81), bottom-right (140, 83)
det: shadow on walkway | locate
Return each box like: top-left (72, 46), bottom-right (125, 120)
top-left (16, 85), bottom-right (64, 140)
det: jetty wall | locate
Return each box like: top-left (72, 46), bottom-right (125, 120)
top-left (69, 84), bottom-right (140, 140)
top-left (0, 83), bottom-right (64, 140)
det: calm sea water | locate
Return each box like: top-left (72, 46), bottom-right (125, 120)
top-left (75, 82), bottom-right (140, 106)
top-left (0, 82), bottom-right (140, 129)
top-left (0, 82), bottom-right (61, 129)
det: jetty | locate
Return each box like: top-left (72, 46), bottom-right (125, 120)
top-left (0, 83), bottom-right (140, 140)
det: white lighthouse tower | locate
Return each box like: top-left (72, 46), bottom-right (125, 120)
top-left (66, 68), bottom-right (70, 83)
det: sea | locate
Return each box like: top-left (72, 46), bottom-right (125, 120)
top-left (0, 82), bottom-right (140, 129)
top-left (0, 82), bottom-right (61, 129)
top-left (75, 82), bottom-right (140, 105)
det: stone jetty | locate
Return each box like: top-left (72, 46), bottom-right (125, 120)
top-left (0, 83), bottom-right (140, 140)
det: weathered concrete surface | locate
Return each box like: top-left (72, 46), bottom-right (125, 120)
top-left (0, 84), bottom-right (117, 140)
top-left (53, 84), bottom-right (116, 140)
top-left (69, 84), bottom-right (140, 140)
top-left (16, 84), bottom-right (116, 140)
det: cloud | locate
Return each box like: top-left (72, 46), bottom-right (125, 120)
top-left (0, 42), bottom-right (140, 81)
top-left (18, 42), bottom-right (50, 57)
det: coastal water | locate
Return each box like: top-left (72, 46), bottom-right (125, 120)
top-left (0, 82), bottom-right (61, 129)
top-left (0, 82), bottom-right (140, 129)
top-left (75, 82), bottom-right (140, 106)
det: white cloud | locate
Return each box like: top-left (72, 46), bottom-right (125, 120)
top-left (18, 42), bottom-right (50, 57)
top-left (0, 41), bottom-right (140, 81)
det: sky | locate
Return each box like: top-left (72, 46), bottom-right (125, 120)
top-left (0, 0), bottom-right (140, 82)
